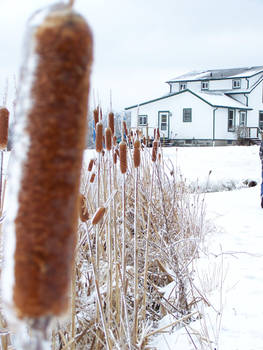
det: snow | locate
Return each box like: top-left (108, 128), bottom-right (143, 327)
top-left (196, 91), bottom-right (249, 109)
top-left (150, 145), bottom-right (263, 349)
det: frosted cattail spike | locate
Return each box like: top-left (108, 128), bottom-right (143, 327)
top-left (92, 206), bottom-right (106, 225)
top-left (90, 172), bottom-right (96, 183)
top-left (133, 139), bottom-right (141, 168)
top-left (152, 140), bottom-right (158, 162)
top-left (105, 127), bottom-right (112, 151)
top-left (88, 158), bottom-right (95, 172)
top-left (123, 121), bottom-right (128, 137)
top-left (113, 151), bottom-right (117, 164)
top-left (93, 108), bottom-right (99, 127)
top-left (96, 122), bottom-right (103, 153)
top-left (0, 107), bottom-right (9, 150)
top-left (113, 135), bottom-right (117, 146)
top-left (108, 112), bottom-right (114, 135)
top-left (119, 141), bottom-right (127, 174)
top-left (2, 3), bottom-right (93, 329)
top-left (79, 193), bottom-right (89, 222)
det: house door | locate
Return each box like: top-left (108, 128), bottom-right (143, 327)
top-left (158, 111), bottom-right (169, 138)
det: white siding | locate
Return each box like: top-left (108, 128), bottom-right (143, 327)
top-left (247, 82), bottom-right (263, 127)
top-left (214, 108), bottom-right (236, 140)
top-left (228, 93), bottom-right (247, 105)
top-left (248, 73), bottom-right (263, 88)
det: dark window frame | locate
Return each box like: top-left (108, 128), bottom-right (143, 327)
top-left (179, 82), bottom-right (187, 91)
top-left (232, 79), bottom-right (241, 89)
top-left (138, 115), bottom-right (148, 126)
top-left (183, 108), bottom-right (192, 122)
top-left (239, 111), bottom-right (247, 126)
top-left (228, 109), bottom-right (236, 131)
top-left (201, 81), bottom-right (209, 90)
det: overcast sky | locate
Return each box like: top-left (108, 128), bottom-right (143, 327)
top-left (1, 0), bottom-right (263, 113)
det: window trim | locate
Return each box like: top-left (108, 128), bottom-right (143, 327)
top-left (138, 114), bottom-right (148, 126)
top-left (239, 111), bottom-right (247, 126)
top-left (179, 82), bottom-right (187, 91)
top-left (183, 108), bottom-right (192, 122)
top-left (201, 81), bottom-right (209, 90)
top-left (232, 79), bottom-right (241, 89)
top-left (228, 109), bottom-right (236, 132)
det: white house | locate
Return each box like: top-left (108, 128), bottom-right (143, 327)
top-left (125, 66), bottom-right (263, 145)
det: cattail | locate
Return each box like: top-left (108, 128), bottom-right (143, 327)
top-left (123, 121), bottom-right (128, 136)
top-left (158, 153), bottom-right (161, 161)
top-left (108, 112), bottom-right (114, 135)
top-left (0, 107), bottom-right (9, 149)
top-left (115, 148), bottom-right (119, 157)
top-left (113, 151), bottom-right (117, 164)
top-left (101, 149), bottom-right (105, 157)
top-left (93, 108), bottom-right (99, 127)
top-left (157, 128), bottom-right (160, 140)
top-left (130, 130), bottom-right (133, 137)
top-left (96, 121), bottom-right (103, 153)
top-left (79, 194), bottom-right (89, 222)
top-left (152, 140), bottom-right (158, 162)
top-left (119, 141), bottom-right (127, 174)
top-left (105, 127), bottom-right (112, 151)
top-left (113, 135), bottom-right (117, 146)
top-left (154, 128), bottom-right (156, 139)
top-left (133, 139), bottom-right (141, 168)
top-left (2, 5), bottom-right (93, 322)
top-left (143, 136), bottom-right (146, 145)
top-left (90, 172), bottom-right (96, 183)
top-left (88, 158), bottom-right (95, 172)
top-left (92, 206), bottom-right (106, 225)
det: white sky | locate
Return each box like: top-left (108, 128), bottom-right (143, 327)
top-left (1, 0), bottom-right (263, 113)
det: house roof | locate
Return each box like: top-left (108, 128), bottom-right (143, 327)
top-left (125, 89), bottom-right (252, 111)
top-left (166, 66), bottom-right (263, 83)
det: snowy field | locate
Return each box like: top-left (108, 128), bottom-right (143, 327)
top-left (150, 145), bottom-right (263, 349)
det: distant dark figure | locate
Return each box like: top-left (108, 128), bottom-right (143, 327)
top-left (259, 140), bottom-right (263, 207)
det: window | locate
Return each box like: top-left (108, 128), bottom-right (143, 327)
top-left (183, 108), bottom-right (192, 122)
top-left (239, 111), bottom-right (247, 126)
top-left (179, 82), bottom-right (187, 91)
top-left (228, 109), bottom-right (236, 131)
top-left (259, 111), bottom-right (263, 130)
top-left (160, 114), bottom-right (168, 130)
top-left (201, 81), bottom-right (209, 90)
top-left (232, 79), bottom-right (241, 89)
top-left (138, 115), bottom-right (147, 126)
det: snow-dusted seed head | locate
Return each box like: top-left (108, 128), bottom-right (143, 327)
top-left (113, 151), bottom-right (117, 164)
top-left (96, 122), bottom-right (103, 153)
top-left (108, 112), bottom-right (114, 136)
top-left (93, 108), bottom-right (99, 127)
top-left (123, 121), bottom-right (128, 136)
top-left (79, 194), bottom-right (89, 222)
top-left (113, 135), bottom-right (117, 146)
top-left (119, 141), bottom-right (127, 174)
top-left (157, 128), bottom-right (160, 140)
top-left (143, 136), bottom-right (146, 145)
top-left (133, 139), bottom-right (141, 168)
top-left (90, 172), bottom-right (96, 183)
top-left (152, 140), bottom-right (158, 162)
top-left (105, 127), bottom-right (112, 151)
top-left (0, 107), bottom-right (9, 150)
top-left (88, 158), bottom-right (95, 172)
top-left (91, 206), bottom-right (106, 225)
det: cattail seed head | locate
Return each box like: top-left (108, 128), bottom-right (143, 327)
top-left (158, 153), bottom-right (161, 161)
top-left (96, 122), bottom-right (103, 153)
top-left (133, 139), bottom-right (141, 168)
top-left (157, 128), bottom-right (160, 140)
top-left (115, 148), bottom-right (119, 157)
top-left (88, 158), bottom-right (95, 172)
top-left (113, 135), bottom-right (117, 146)
top-left (0, 107), bottom-right (9, 150)
top-left (143, 136), bottom-right (146, 145)
top-left (79, 194), bottom-right (89, 222)
top-left (92, 206), bottom-right (106, 225)
top-left (113, 151), bottom-right (117, 164)
top-left (90, 172), bottom-right (96, 183)
top-left (105, 127), bottom-right (112, 151)
top-left (108, 112), bottom-right (114, 135)
top-left (8, 6), bottom-right (93, 319)
top-left (152, 140), bottom-right (158, 162)
top-left (119, 141), bottom-right (127, 174)
top-left (93, 108), bottom-right (99, 127)
top-left (123, 121), bottom-right (128, 136)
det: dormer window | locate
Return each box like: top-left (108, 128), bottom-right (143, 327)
top-left (179, 82), bottom-right (187, 91)
top-left (232, 79), bottom-right (241, 89)
top-left (201, 81), bottom-right (209, 90)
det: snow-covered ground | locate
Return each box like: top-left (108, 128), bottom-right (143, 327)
top-left (151, 145), bottom-right (263, 349)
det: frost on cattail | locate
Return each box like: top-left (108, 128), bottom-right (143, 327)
top-left (88, 158), bottom-right (95, 172)
top-left (90, 172), bottom-right (96, 183)
top-left (119, 141), bottom-right (127, 174)
top-left (123, 121), bottom-right (128, 136)
top-left (79, 194), bottom-right (89, 222)
top-left (133, 139), bottom-right (141, 168)
top-left (152, 140), bottom-right (158, 162)
top-left (113, 151), bottom-right (117, 164)
top-left (113, 135), bottom-right (117, 146)
top-left (3, 4), bottom-right (93, 322)
top-left (105, 127), bottom-right (112, 151)
top-left (91, 206), bottom-right (106, 225)
top-left (96, 122), bottom-right (103, 153)
top-left (93, 108), bottom-right (99, 127)
top-left (157, 128), bottom-right (160, 140)
top-left (0, 107), bottom-right (9, 150)
top-left (108, 112), bottom-right (114, 136)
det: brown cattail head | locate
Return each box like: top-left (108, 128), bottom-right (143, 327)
top-left (92, 206), bottom-right (106, 225)
top-left (90, 172), bottom-right (96, 183)
top-left (105, 127), bottom-right (112, 151)
top-left (88, 158), bottom-right (95, 172)
top-left (79, 193), bottom-right (89, 222)
top-left (152, 140), bottom-right (158, 162)
top-left (156, 128), bottom-right (160, 140)
top-left (130, 130), bottom-right (133, 137)
top-left (93, 108), bottom-right (99, 127)
top-left (0, 107), bottom-right (9, 150)
top-left (143, 136), bottom-right (146, 145)
top-left (123, 121), bottom-right (128, 136)
top-left (96, 122), bottom-right (103, 153)
top-left (113, 151), bottom-right (117, 164)
top-left (158, 152), bottom-right (161, 162)
top-left (119, 141), bottom-right (127, 174)
top-left (9, 6), bottom-right (93, 319)
top-left (113, 135), bottom-right (117, 146)
top-left (115, 148), bottom-right (119, 157)
top-left (154, 128), bottom-right (156, 140)
top-left (108, 112), bottom-right (114, 135)
top-left (133, 139), bottom-right (141, 168)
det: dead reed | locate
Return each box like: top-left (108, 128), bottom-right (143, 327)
top-left (0, 107), bottom-right (9, 150)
